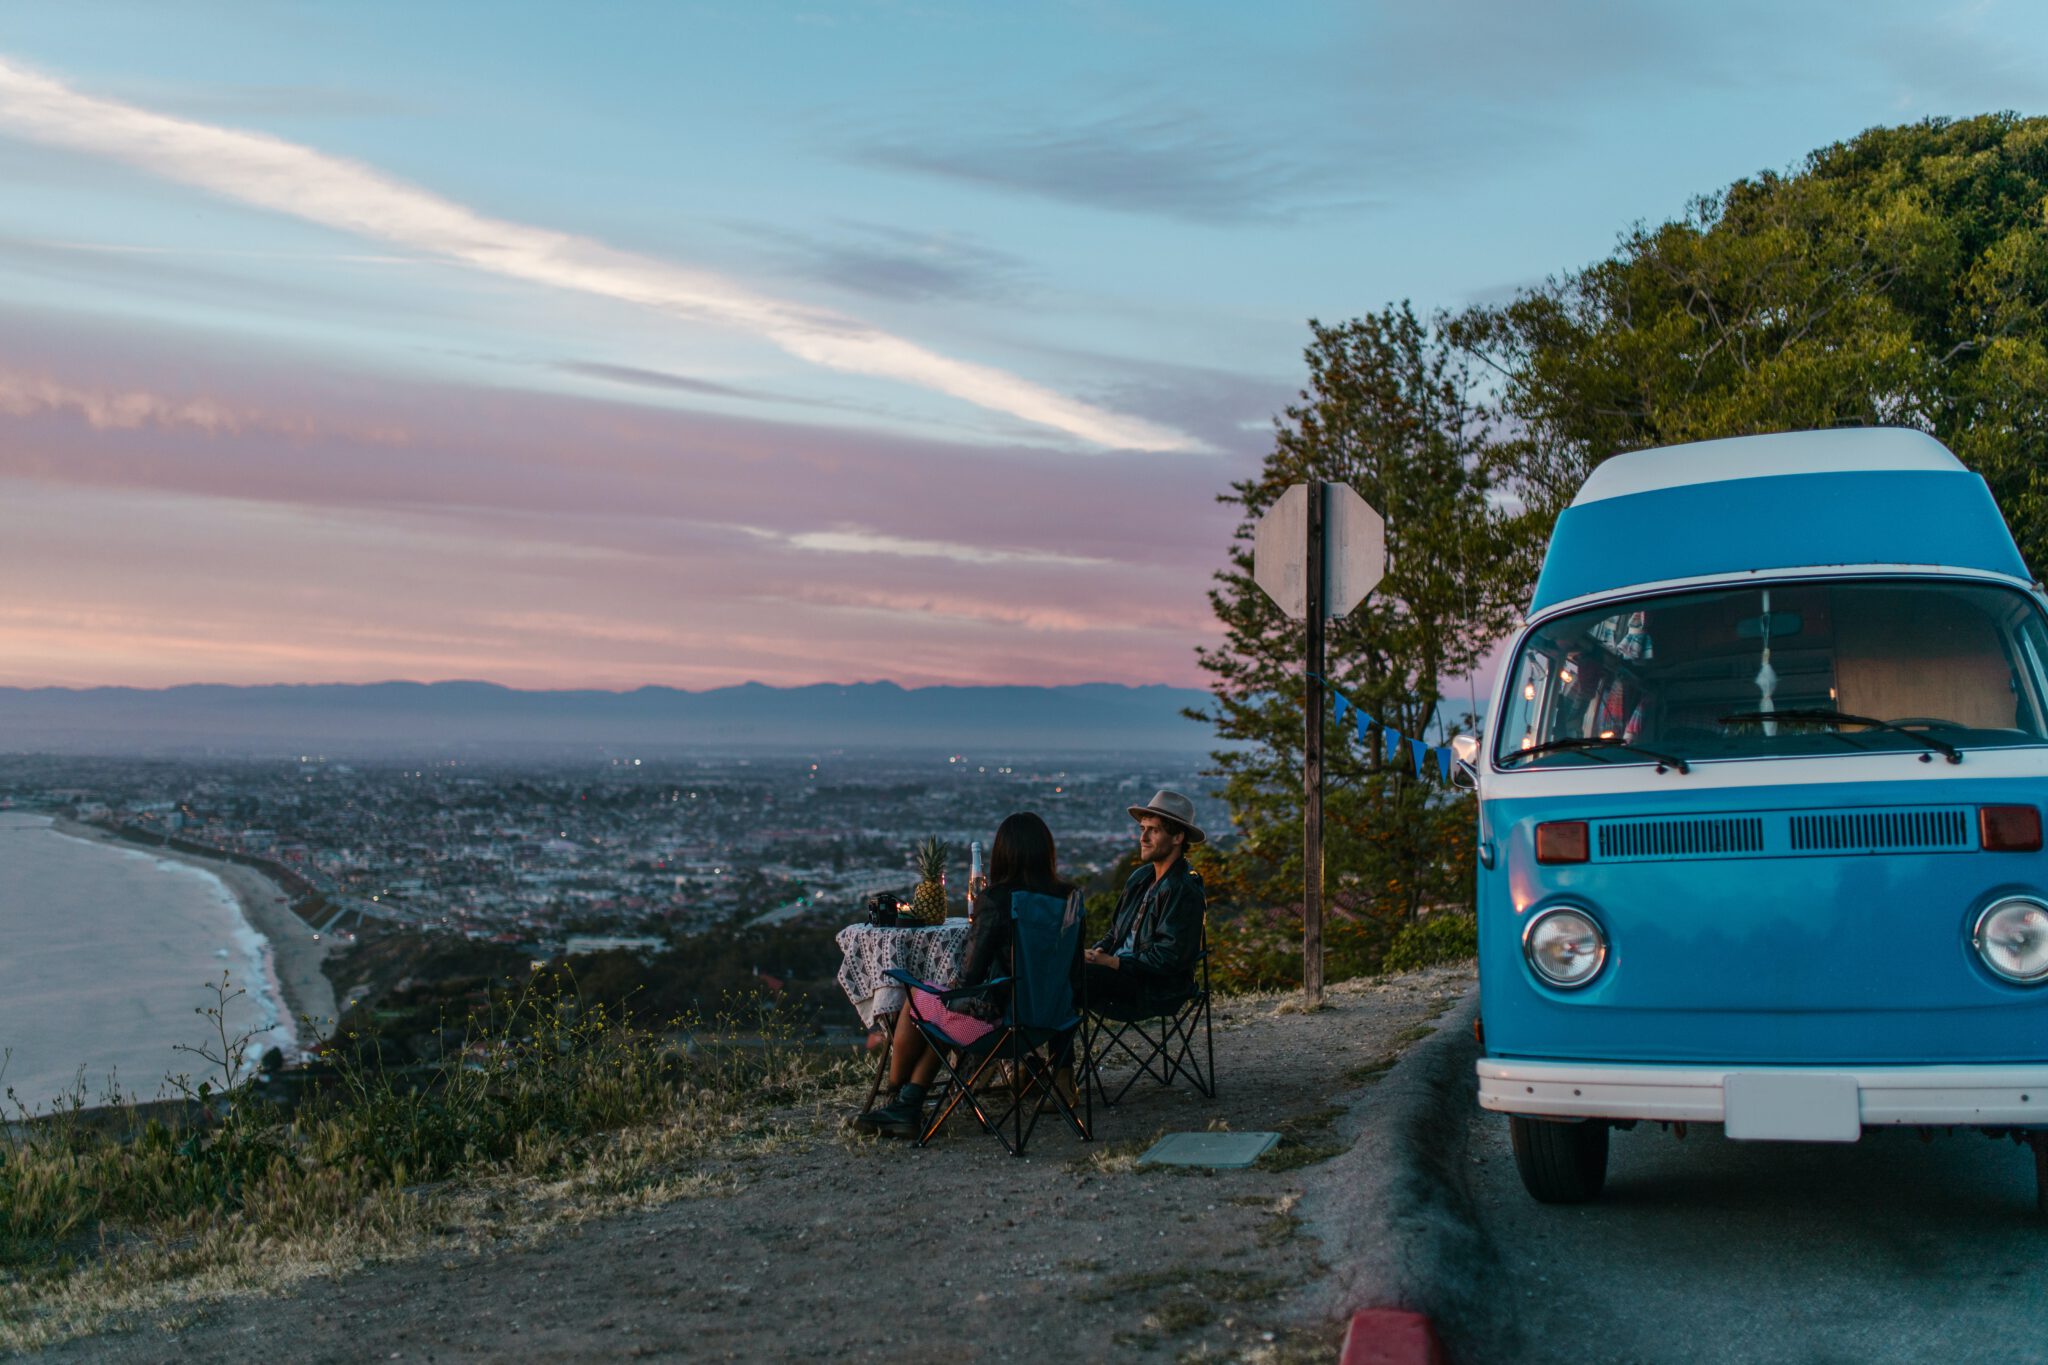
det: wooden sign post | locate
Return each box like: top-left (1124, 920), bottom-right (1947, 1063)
top-left (1253, 482), bottom-right (1385, 1006)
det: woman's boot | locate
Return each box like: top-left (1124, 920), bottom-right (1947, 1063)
top-left (857, 1082), bottom-right (928, 1138)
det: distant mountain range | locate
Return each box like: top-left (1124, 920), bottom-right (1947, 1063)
top-left (0, 681), bottom-right (1223, 757)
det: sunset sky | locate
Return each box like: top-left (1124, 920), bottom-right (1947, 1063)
top-left (4, 2), bottom-right (2045, 690)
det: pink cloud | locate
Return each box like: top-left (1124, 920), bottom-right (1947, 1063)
top-left (0, 323), bottom-right (1253, 689)
top-left (0, 365), bottom-right (415, 446)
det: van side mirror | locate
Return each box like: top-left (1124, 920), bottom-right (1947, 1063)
top-left (1449, 734), bottom-right (1480, 790)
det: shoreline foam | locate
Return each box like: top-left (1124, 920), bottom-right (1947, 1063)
top-left (49, 815), bottom-right (339, 1055)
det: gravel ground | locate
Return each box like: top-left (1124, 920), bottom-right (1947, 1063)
top-left (33, 967), bottom-right (1475, 1365)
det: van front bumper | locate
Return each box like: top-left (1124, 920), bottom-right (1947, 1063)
top-left (1478, 1058), bottom-right (2048, 1130)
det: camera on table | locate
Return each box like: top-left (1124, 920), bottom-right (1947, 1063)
top-left (865, 890), bottom-right (909, 926)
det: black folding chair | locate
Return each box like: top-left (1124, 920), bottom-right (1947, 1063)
top-left (883, 889), bottom-right (1091, 1156)
top-left (1081, 919), bottom-right (1215, 1107)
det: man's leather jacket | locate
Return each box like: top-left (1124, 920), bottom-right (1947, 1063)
top-left (1094, 856), bottom-right (1206, 1008)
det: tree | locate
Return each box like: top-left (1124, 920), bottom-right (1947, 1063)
top-left (1455, 113), bottom-right (2048, 569)
top-left (1192, 306), bottom-right (1529, 982)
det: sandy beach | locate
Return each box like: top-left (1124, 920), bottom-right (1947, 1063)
top-left (52, 817), bottom-right (339, 1045)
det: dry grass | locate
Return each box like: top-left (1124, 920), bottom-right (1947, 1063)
top-left (2, 1104), bottom-right (849, 1353)
top-left (1071, 1131), bottom-right (1163, 1175)
top-left (0, 1186), bottom-right (425, 1352)
top-left (0, 987), bottom-right (863, 1354)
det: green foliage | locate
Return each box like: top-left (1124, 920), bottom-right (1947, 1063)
top-left (1381, 913), bottom-right (1478, 974)
top-left (329, 922), bottom-right (849, 1064)
top-left (319, 972), bottom-right (677, 1182)
top-left (566, 924), bottom-right (845, 1020)
top-left (1206, 905), bottom-right (1403, 995)
top-left (1083, 889), bottom-right (1120, 945)
top-left (1193, 305), bottom-right (1514, 970)
top-left (1454, 113), bottom-right (2048, 571)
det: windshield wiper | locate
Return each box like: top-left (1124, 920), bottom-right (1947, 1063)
top-left (1498, 736), bottom-right (1691, 774)
top-left (1717, 709), bottom-right (1962, 765)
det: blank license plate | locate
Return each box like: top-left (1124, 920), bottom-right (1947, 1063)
top-left (1723, 1072), bottom-right (1861, 1142)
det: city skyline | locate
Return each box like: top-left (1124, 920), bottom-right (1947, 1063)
top-left (3, 2), bottom-right (2044, 689)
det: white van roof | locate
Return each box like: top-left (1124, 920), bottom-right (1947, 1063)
top-left (1573, 428), bottom-right (1962, 507)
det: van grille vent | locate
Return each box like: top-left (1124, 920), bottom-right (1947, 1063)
top-left (1787, 807), bottom-right (1973, 854)
top-left (1595, 817), bottom-right (1764, 861)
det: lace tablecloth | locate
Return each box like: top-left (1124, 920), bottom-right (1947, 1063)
top-left (835, 918), bottom-right (972, 1027)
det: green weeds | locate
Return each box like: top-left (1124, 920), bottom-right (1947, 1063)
top-left (1342, 1053), bottom-right (1401, 1087)
top-left (1254, 1105), bottom-right (1349, 1173)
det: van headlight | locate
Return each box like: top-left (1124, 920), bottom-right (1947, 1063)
top-left (1523, 906), bottom-right (1607, 989)
top-left (1973, 897), bottom-right (2048, 984)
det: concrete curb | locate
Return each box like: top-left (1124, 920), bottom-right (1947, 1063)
top-left (1303, 984), bottom-right (1508, 1361)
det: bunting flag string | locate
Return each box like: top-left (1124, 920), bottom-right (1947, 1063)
top-left (1307, 673), bottom-right (1470, 789)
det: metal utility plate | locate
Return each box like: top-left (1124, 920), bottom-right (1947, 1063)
top-left (1723, 1072), bottom-right (1861, 1142)
top-left (1138, 1132), bottom-right (1281, 1169)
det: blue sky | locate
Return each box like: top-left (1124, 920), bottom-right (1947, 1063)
top-left (1, 1), bottom-right (2044, 688)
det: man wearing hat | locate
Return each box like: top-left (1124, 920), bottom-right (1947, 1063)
top-left (1083, 788), bottom-right (1208, 1010)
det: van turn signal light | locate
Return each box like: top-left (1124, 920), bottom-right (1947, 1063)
top-left (1535, 820), bottom-right (1590, 864)
top-left (1979, 805), bottom-right (2042, 852)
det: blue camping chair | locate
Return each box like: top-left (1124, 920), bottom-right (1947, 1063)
top-left (884, 888), bottom-right (1091, 1156)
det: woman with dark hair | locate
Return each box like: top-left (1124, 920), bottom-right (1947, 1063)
top-left (856, 811), bottom-right (1074, 1137)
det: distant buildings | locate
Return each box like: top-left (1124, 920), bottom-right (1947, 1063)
top-left (3, 751), bottom-right (1218, 953)
top-left (563, 934), bottom-right (667, 958)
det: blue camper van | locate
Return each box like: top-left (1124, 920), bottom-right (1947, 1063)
top-left (1468, 428), bottom-right (2048, 1211)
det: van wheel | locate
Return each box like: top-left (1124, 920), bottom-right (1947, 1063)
top-left (1509, 1115), bottom-right (1609, 1203)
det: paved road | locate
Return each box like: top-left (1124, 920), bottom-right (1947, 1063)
top-left (1459, 1112), bottom-right (2048, 1363)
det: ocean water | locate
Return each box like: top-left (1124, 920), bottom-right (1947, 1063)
top-left (0, 812), bottom-right (293, 1114)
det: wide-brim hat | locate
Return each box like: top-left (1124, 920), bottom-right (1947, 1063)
top-left (1127, 788), bottom-right (1205, 844)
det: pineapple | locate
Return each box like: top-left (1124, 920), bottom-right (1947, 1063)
top-left (910, 836), bottom-right (949, 924)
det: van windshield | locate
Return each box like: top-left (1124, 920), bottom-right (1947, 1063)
top-left (1494, 580), bottom-right (2048, 768)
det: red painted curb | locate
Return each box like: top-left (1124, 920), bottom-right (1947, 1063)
top-left (1340, 1309), bottom-right (1448, 1365)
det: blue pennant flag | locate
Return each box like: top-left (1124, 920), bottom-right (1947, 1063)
top-left (1411, 737), bottom-right (1429, 778)
top-left (1384, 728), bottom-right (1402, 765)
top-left (1436, 746), bottom-right (1453, 782)
top-left (1332, 692), bottom-right (1349, 730)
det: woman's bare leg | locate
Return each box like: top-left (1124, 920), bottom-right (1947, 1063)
top-left (885, 1004), bottom-right (927, 1088)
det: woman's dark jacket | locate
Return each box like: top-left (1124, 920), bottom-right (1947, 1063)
top-left (1093, 856), bottom-right (1206, 1011)
top-left (951, 877), bottom-right (1078, 1019)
